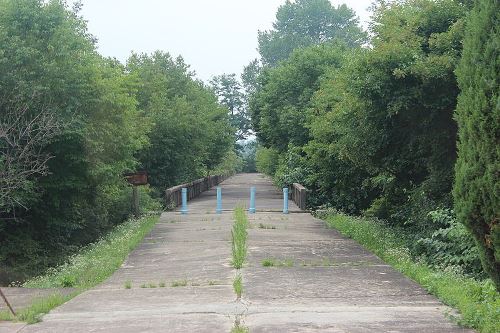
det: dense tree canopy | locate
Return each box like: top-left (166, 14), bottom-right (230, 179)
top-left (258, 0), bottom-right (366, 66)
top-left (128, 52), bottom-right (234, 191)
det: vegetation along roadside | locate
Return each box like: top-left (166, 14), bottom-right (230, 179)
top-left (321, 211), bottom-right (499, 333)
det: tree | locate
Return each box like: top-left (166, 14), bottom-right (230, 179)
top-left (250, 43), bottom-right (347, 151)
top-left (0, 103), bottom-right (63, 214)
top-left (210, 74), bottom-right (250, 141)
top-left (128, 52), bottom-right (234, 190)
top-left (309, 0), bottom-right (467, 223)
top-left (258, 0), bottom-right (366, 66)
top-left (453, 0), bottom-right (499, 289)
top-left (241, 59), bottom-right (262, 98)
top-left (0, 0), bottom-right (149, 278)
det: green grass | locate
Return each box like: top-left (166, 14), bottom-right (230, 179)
top-left (262, 258), bottom-right (294, 267)
top-left (231, 207), bottom-right (248, 269)
top-left (25, 215), bottom-right (159, 289)
top-left (159, 281), bottom-right (166, 287)
top-left (171, 279), bottom-right (188, 287)
top-left (12, 214), bottom-right (160, 324)
top-left (233, 274), bottom-right (243, 299)
top-left (324, 212), bottom-right (500, 333)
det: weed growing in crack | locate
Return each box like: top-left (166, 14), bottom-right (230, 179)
top-left (262, 258), bottom-right (294, 267)
top-left (171, 279), bottom-right (188, 287)
top-left (233, 274), bottom-right (243, 299)
top-left (231, 207), bottom-right (248, 269)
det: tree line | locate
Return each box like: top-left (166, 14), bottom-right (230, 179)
top-left (248, 0), bottom-right (499, 290)
top-left (0, 0), bottom-right (235, 282)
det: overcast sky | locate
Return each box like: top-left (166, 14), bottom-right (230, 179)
top-left (73, 0), bottom-right (373, 82)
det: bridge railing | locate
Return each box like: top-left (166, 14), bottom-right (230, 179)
top-left (290, 183), bottom-right (307, 210)
top-left (165, 175), bottom-right (230, 208)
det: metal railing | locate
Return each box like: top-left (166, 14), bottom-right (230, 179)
top-left (290, 183), bottom-right (307, 210)
top-left (164, 175), bottom-right (230, 208)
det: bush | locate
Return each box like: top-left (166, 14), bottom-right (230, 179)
top-left (415, 209), bottom-right (484, 278)
top-left (255, 147), bottom-right (279, 175)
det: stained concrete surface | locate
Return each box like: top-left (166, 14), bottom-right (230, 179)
top-left (10, 174), bottom-right (472, 332)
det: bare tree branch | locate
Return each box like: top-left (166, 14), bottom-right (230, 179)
top-left (0, 103), bottom-right (65, 215)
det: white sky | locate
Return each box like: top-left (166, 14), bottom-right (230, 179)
top-left (73, 0), bottom-right (373, 82)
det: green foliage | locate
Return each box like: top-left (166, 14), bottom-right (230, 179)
top-left (211, 73), bottom-right (250, 141)
top-left (255, 147), bottom-right (279, 176)
top-left (453, 0), bottom-right (500, 289)
top-left (237, 140), bottom-right (257, 173)
top-left (127, 52), bottom-right (234, 193)
top-left (251, 44), bottom-right (347, 151)
top-left (310, 0), bottom-right (466, 224)
top-left (258, 0), bottom-right (366, 66)
top-left (273, 145), bottom-right (309, 188)
top-left (415, 209), bottom-right (484, 277)
top-left (324, 212), bottom-right (500, 333)
top-left (0, 0), bottom-right (151, 282)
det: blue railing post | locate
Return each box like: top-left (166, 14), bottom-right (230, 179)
top-left (283, 187), bottom-right (289, 214)
top-left (181, 188), bottom-right (188, 214)
top-left (216, 186), bottom-right (222, 214)
top-left (249, 187), bottom-right (256, 214)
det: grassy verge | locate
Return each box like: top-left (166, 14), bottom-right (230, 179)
top-left (24, 214), bottom-right (159, 289)
top-left (0, 214), bottom-right (159, 324)
top-left (323, 212), bottom-right (499, 333)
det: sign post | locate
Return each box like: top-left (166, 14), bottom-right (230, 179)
top-left (124, 171), bottom-right (148, 217)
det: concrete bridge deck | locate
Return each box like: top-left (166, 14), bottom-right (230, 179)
top-left (13, 173), bottom-right (471, 332)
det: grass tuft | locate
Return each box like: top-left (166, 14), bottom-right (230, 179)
top-left (258, 223), bottom-right (276, 229)
top-left (124, 280), bottom-right (132, 289)
top-left (231, 207), bottom-right (248, 269)
top-left (233, 274), bottom-right (243, 299)
top-left (324, 212), bottom-right (500, 333)
top-left (262, 258), bottom-right (294, 267)
top-left (171, 279), bottom-right (188, 287)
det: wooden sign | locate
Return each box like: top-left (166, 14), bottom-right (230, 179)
top-left (124, 171), bottom-right (148, 186)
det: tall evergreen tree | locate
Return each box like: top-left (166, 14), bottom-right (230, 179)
top-left (454, 0), bottom-right (499, 290)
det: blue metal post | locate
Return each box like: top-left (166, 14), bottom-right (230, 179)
top-left (216, 187), bottom-right (222, 214)
top-left (181, 188), bottom-right (188, 214)
top-left (283, 187), bottom-right (289, 214)
top-left (249, 187), bottom-right (256, 214)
